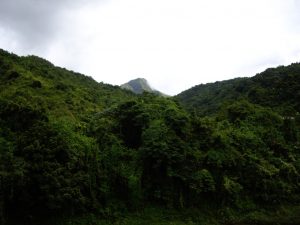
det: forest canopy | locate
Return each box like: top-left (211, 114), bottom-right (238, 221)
top-left (0, 49), bottom-right (300, 225)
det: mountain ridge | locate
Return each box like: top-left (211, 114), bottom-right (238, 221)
top-left (176, 63), bottom-right (300, 116)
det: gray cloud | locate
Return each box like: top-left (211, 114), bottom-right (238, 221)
top-left (1, 0), bottom-right (300, 95)
top-left (0, 0), bottom-right (93, 52)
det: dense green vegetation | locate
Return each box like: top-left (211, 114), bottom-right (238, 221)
top-left (0, 49), bottom-right (300, 224)
top-left (176, 64), bottom-right (300, 117)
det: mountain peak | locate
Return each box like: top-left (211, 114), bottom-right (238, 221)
top-left (120, 78), bottom-right (166, 96)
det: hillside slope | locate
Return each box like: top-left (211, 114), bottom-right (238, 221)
top-left (0, 49), bottom-right (300, 225)
top-left (176, 63), bottom-right (300, 116)
top-left (0, 49), bottom-right (136, 120)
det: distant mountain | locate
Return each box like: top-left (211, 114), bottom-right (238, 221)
top-left (176, 63), bottom-right (300, 116)
top-left (121, 78), bottom-right (167, 96)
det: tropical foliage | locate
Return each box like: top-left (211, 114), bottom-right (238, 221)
top-left (0, 49), bottom-right (300, 224)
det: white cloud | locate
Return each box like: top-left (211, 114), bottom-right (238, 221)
top-left (1, 0), bottom-right (300, 95)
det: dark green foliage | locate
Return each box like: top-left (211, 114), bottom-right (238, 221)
top-left (0, 98), bottom-right (47, 131)
top-left (0, 49), bottom-right (300, 224)
top-left (30, 80), bottom-right (42, 88)
top-left (7, 70), bottom-right (20, 80)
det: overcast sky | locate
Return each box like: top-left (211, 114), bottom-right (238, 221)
top-left (1, 0), bottom-right (300, 95)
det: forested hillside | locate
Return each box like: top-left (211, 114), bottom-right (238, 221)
top-left (176, 64), bottom-right (300, 117)
top-left (0, 49), bottom-right (300, 225)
